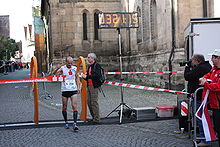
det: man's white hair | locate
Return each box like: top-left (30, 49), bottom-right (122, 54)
top-left (66, 56), bottom-right (73, 62)
top-left (88, 53), bottom-right (97, 60)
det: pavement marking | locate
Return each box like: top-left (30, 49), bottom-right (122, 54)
top-left (0, 120), bottom-right (84, 128)
top-left (14, 85), bottom-right (28, 88)
top-left (51, 103), bottom-right (62, 106)
top-left (123, 123), bottom-right (188, 139)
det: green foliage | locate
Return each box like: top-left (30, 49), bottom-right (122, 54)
top-left (0, 36), bottom-right (19, 60)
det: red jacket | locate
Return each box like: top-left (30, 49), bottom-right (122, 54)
top-left (203, 66), bottom-right (220, 109)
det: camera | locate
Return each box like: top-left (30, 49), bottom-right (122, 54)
top-left (179, 60), bottom-right (192, 67)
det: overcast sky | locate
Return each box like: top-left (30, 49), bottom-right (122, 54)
top-left (0, 0), bottom-right (40, 42)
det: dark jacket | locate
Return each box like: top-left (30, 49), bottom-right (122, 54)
top-left (85, 61), bottom-right (102, 88)
top-left (184, 61), bottom-right (212, 93)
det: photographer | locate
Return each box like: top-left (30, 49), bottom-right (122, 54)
top-left (184, 54), bottom-right (212, 94)
top-left (184, 54), bottom-right (212, 146)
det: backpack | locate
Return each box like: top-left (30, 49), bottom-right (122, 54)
top-left (99, 66), bottom-right (106, 84)
top-left (94, 63), bottom-right (106, 97)
top-left (94, 63), bottom-right (106, 85)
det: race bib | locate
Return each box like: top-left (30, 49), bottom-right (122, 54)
top-left (64, 79), bottom-right (76, 90)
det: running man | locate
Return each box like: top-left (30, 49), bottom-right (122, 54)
top-left (53, 56), bottom-right (81, 130)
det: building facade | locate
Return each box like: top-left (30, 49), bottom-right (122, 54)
top-left (0, 15), bottom-right (10, 37)
top-left (42, 0), bottom-right (121, 61)
top-left (41, 0), bottom-right (214, 89)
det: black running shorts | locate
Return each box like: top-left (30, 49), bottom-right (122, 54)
top-left (62, 91), bottom-right (78, 98)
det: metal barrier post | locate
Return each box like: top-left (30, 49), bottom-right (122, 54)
top-left (188, 94), bottom-right (192, 139)
top-left (193, 87), bottom-right (204, 146)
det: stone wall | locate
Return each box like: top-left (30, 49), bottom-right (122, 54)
top-left (119, 48), bottom-right (185, 90)
top-left (49, 0), bottom-right (122, 59)
top-left (43, 0), bottom-right (214, 89)
top-left (111, 0), bottom-right (213, 89)
top-left (128, 0), bottom-right (173, 55)
top-left (96, 47), bottom-right (186, 90)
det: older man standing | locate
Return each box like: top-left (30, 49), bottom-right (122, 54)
top-left (81, 53), bottom-right (102, 124)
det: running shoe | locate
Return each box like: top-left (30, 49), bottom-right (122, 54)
top-left (73, 124), bottom-right (79, 131)
top-left (64, 123), bottom-right (69, 129)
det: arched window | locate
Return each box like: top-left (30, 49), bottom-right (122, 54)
top-left (83, 12), bottom-right (88, 40)
top-left (150, 0), bottom-right (157, 40)
top-left (94, 12), bottom-right (99, 40)
top-left (137, 7), bottom-right (142, 43)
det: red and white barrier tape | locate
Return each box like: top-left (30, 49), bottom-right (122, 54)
top-left (105, 71), bottom-right (183, 75)
top-left (0, 75), bottom-right (188, 95)
top-left (104, 81), bottom-right (188, 94)
top-left (0, 75), bottom-right (66, 84)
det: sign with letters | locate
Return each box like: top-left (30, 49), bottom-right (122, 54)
top-left (98, 12), bottom-right (139, 29)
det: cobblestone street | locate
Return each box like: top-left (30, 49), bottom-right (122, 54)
top-left (0, 69), bottom-right (195, 147)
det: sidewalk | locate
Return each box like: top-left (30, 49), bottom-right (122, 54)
top-left (0, 69), bottom-right (195, 146)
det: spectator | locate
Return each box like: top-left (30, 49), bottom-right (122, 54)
top-left (81, 53), bottom-right (102, 124)
top-left (0, 60), bottom-right (3, 73)
top-left (18, 61), bottom-right (23, 69)
top-left (15, 61), bottom-right (19, 70)
top-left (184, 54), bottom-right (212, 146)
top-left (199, 49), bottom-right (220, 147)
top-left (26, 63), bottom-right (29, 69)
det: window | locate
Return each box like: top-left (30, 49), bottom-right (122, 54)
top-left (137, 7), bottom-right (142, 43)
top-left (83, 12), bottom-right (88, 40)
top-left (94, 12), bottom-right (99, 40)
top-left (150, 0), bottom-right (157, 40)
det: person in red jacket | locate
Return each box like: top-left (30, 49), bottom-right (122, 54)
top-left (200, 49), bottom-right (220, 147)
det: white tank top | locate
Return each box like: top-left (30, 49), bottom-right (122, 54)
top-left (61, 65), bottom-right (77, 92)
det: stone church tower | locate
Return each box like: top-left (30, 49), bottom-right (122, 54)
top-left (41, 0), bottom-right (122, 61)
top-left (41, 0), bottom-right (214, 89)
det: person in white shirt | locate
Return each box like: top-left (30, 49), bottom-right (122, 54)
top-left (53, 56), bottom-right (81, 130)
